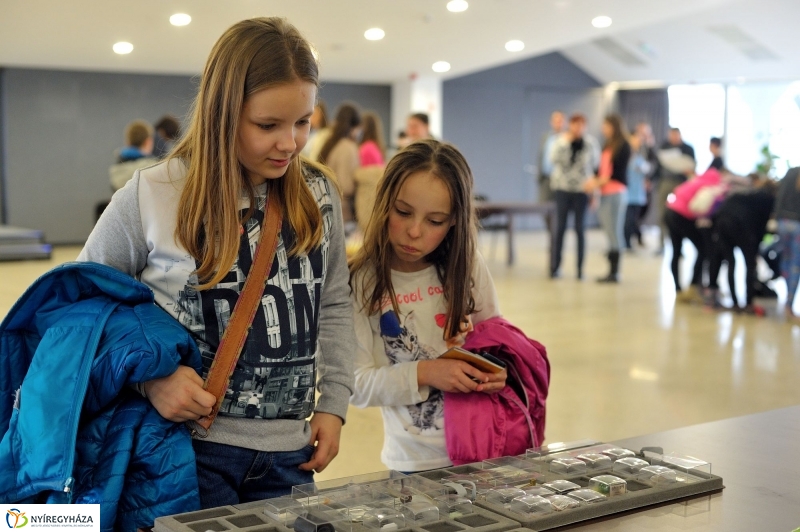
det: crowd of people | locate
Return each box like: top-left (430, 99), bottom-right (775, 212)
top-left (111, 101), bottom-right (433, 234)
top-left (539, 109), bottom-right (800, 318)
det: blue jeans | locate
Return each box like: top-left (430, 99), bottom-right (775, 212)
top-left (192, 440), bottom-right (315, 508)
top-left (779, 219), bottom-right (800, 309)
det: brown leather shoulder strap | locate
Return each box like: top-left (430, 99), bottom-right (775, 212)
top-left (191, 188), bottom-right (282, 435)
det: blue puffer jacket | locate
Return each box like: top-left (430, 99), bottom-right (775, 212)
top-left (0, 262), bottom-right (201, 530)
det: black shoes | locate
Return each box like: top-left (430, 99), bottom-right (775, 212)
top-left (597, 251), bottom-right (620, 283)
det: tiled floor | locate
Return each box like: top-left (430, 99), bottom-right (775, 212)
top-left (2, 229), bottom-right (798, 482)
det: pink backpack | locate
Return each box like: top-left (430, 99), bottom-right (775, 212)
top-left (444, 317), bottom-right (550, 464)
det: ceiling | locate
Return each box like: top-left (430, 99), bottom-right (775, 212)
top-left (0, 0), bottom-right (745, 84)
top-left (563, 0), bottom-right (800, 85)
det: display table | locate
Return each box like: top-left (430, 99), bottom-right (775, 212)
top-left (474, 201), bottom-right (555, 267)
top-left (560, 406), bottom-right (800, 530)
top-left (151, 407), bottom-right (800, 532)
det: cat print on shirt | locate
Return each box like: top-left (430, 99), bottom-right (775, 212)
top-left (379, 310), bottom-right (444, 434)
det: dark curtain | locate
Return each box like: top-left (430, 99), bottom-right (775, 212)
top-left (617, 89), bottom-right (669, 146)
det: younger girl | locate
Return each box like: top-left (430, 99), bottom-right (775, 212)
top-left (349, 140), bottom-right (506, 472)
top-left (79, 18), bottom-right (355, 507)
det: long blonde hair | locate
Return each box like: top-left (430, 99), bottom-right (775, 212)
top-left (350, 140), bottom-right (478, 340)
top-left (171, 17), bottom-right (325, 290)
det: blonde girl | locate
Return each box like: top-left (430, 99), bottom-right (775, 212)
top-left (79, 18), bottom-right (354, 506)
top-left (349, 139), bottom-right (505, 472)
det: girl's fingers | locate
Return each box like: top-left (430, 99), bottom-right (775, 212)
top-left (485, 370), bottom-right (507, 382)
top-left (459, 362), bottom-right (490, 383)
top-left (453, 373), bottom-right (474, 393)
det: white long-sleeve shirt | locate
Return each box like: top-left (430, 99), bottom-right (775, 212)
top-left (350, 254), bottom-right (500, 471)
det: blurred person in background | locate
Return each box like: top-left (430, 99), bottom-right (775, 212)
top-left (634, 122), bottom-right (658, 241)
top-left (304, 100), bottom-right (330, 161)
top-left (774, 167), bottom-right (800, 319)
top-left (359, 111), bottom-right (386, 167)
top-left (152, 115), bottom-right (180, 159)
top-left (353, 112), bottom-right (387, 233)
top-left (398, 112), bottom-right (432, 148)
top-left (624, 133), bottom-right (651, 250)
top-left (548, 113), bottom-right (600, 280)
top-left (663, 167), bottom-right (740, 305)
top-left (538, 110), bottom-right (565, 206)
top-left (584, 114), bottom-right (631, 283)
top-left (654, 127), bottom-right (695, 254)
top-left (318, 102), bottom-right (362, 223)
top-left (709, 136), bottom-right (725, 172)
top-left (707, 177), bottom-right (776, 313)
top-left (109, 119), bottom-right (157, 191)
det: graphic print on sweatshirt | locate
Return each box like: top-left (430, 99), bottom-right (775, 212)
top-left (174, 176), bottom-right (333, 421)
top-left (379, 310), bottom-right (444, 434)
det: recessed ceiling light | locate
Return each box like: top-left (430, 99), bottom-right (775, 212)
top-left (447, 0), bottom-right (469, 12)
top-left (113, 42), bottom-right (134, 55)
top-left (170, 13), bottom-right (192, 26)
top-left (364, 28), bottom-right (385, 41)
top-left (432, 61), bottom-right (451, 73)
top-left (505, 40), bottom-right (525, 52)
top-left (592, 16), bottom-right (612, 28)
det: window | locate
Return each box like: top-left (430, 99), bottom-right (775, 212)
top-left (727, 81), bottom-right (800, 178)
top-left (667, 84), bottom-right (726, 173)
top-left (668, 81), bottom-right (800, 178)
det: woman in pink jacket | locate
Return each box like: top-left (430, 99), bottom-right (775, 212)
top-left (664, 168), bottom-right (727, 303)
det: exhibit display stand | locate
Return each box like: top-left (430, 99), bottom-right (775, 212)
top-left (153, 442), bottom-right (723, 532)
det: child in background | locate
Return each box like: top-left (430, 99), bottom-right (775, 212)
top-left (349, 139), bottom-right (506, 472)
top-left (80, 18), bottom-right (354, 507)
top-left (109, 119), bottom-right (157, 191)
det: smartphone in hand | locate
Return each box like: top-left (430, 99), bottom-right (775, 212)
top-left (440, 347), bottom-right (506, 374)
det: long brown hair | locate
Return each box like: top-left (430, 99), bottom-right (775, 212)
top-left (360, 111), bottom-right (386, 161)
top-left (349, 139), bottom-right (478, 340)
top-left (171, 17), bottom-right (325, 290)
top-left (603, 114), bottom-right (629, 157)
top-left (318, 103), bottom-right (361, 164)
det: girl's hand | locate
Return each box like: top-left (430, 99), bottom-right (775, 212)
top-left (589, 192), bottom-right (600, 211)
top-left (299, 412), bottom-right (343, 473)
top-left (144, 365), bottom-right (216, 422)
top-left (418, 359), bottom-right (497, 394)
top-left (480, 368), bottom-right (508, 395)
top-left (583, 178), bottom-right (597, 194)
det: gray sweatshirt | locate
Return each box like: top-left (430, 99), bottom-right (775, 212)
top-left (78, 158), bottom-right (355, 452)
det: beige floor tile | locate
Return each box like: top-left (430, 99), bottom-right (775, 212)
top-left (2, 230), bottom-right (798, 483)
